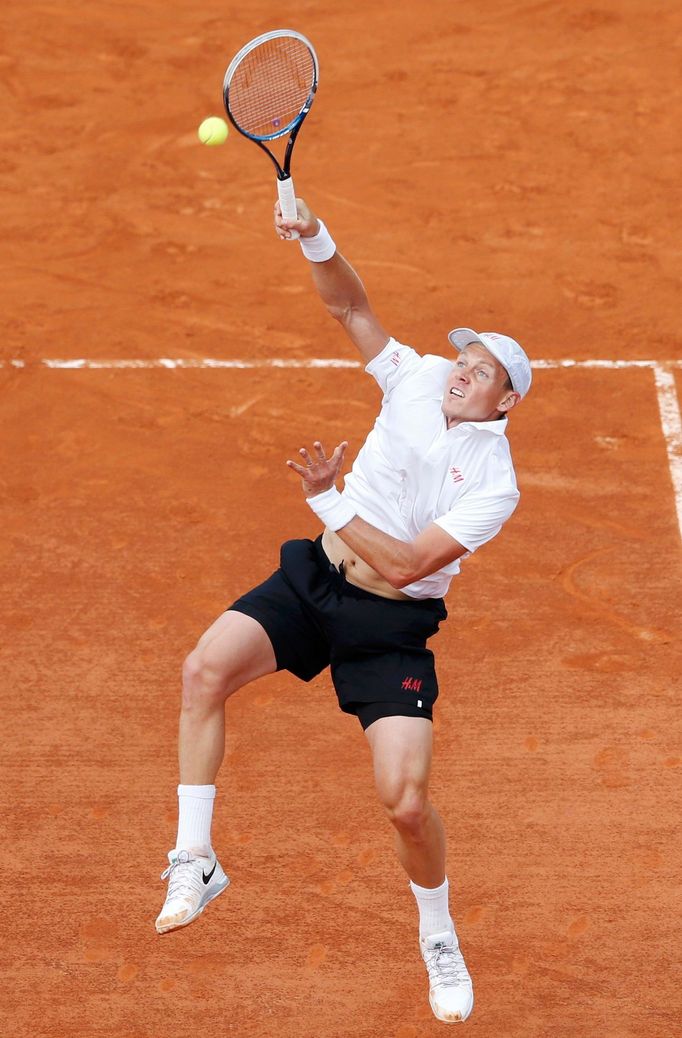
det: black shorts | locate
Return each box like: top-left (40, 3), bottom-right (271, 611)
top-left (228, 537), bottom-right (447, 728)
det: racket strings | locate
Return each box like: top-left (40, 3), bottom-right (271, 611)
top-left (228, 38), bottom-right (315, 138)
top-left (231, 57), bottom-right (311, 134)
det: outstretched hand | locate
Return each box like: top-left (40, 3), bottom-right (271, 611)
top-left (286, 440), bottom-right (349, 496)
top-left (274, 197), bottom-right (320, 240)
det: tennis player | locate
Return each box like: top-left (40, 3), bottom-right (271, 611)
top-left (155, 198), bottom-right (531, 1025)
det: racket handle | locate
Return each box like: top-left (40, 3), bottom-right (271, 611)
top-left (277, 176), bottom-right (300, 241)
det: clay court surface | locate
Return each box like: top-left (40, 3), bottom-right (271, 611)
top-left (3, 1), bottom-right (681, 1035)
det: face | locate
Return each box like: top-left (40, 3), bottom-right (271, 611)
top-left (441, 342), bottom-right (519, 428)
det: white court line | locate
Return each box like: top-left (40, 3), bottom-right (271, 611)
top-left (3, 355), bottom-right (681, 540)
top-left (653, 365), bottom-right (682, 541)
top-left (2, 357), bottom-right (681, 370)
top-left (36, 358), bottom-right (363, 370)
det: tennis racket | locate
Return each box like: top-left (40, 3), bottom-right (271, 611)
top-left (223, 29), bottom-right (319, 241)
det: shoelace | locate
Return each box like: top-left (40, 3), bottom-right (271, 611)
top-left (424, 942), bottom-right (471, 990)
top-left (160, 851), bottom-right (206, 902)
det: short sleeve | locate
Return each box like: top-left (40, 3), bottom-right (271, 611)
top-left (365, 338), bottom-right (423, 395)
top-left (434, 486), bottom-right (520, 554)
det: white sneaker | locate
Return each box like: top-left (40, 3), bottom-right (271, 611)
top-left (421, 929), bottom-right (474, 1023)
top-left (155, 847), bottom-right (230, 934)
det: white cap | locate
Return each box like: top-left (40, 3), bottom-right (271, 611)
top-left (447, 328), bottom-right (532, 399)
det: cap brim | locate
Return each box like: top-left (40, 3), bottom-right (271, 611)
top-left (448, 328), bottom-right (508, 374)
top-left (447, 328), bottom-right (484, 351)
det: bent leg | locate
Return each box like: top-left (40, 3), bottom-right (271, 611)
top-left (155, 611), bottom-right (276, 934)
top-left (365, 715), bottom-right (474, 1024)
top-left (365, 715), bottom-right (446, 888)
top-left (179, 610), bottom-right (277, 784)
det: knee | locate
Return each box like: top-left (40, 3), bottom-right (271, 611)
top-left (181, 649), bottom-right (231, 710)
top-left (380, 783), bottom-right (430, 839)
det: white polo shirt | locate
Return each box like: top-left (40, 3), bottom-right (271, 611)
top-left (341, 337), bottom-right (520, 599)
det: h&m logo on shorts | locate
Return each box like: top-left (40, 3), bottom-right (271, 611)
top-left (450, 466), bottom-right (464, 483)
top-left (390, 350), bottom-right (401, 367)
top-left (402, 677), bottom-right (423, 692)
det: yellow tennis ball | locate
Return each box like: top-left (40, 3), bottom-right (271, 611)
top-left (198, 116), bottom-right (229, 146)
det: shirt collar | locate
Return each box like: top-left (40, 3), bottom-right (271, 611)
top-left (447, 416), bottom-right (508, 436)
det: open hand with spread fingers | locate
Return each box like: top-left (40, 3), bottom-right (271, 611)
top-left (286, 439), bottom-right (348, 496)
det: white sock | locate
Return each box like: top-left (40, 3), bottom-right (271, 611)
top-left (175, 784), bottom-right (216, 853)
top-left (410, 877), bottom-right (454, 939)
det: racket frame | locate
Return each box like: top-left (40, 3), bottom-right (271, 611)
top-left (223, 29), bottom-right (319, 236)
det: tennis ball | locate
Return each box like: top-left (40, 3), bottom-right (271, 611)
top-left (198, 116), bottom-right (229, 146)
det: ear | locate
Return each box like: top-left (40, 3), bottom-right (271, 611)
top-left (497, 390), bottom-right (521, 415)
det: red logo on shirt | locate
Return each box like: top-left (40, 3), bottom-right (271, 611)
top-left (401, 677), bottom-right (423, 692)
top-left (450, 467), bottom-right (464, 483)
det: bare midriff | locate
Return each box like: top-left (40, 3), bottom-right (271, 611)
top-left (321, 528), bottom-right (411, 601)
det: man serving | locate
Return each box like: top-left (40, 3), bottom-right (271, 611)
top-left (155, 197), bottom-right (532, 1025)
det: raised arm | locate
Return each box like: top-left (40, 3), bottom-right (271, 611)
top-left (274, 197), bottom-right (390, 364)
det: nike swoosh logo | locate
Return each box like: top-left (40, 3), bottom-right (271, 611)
top-left (202, 862), bottom-right (217, 885)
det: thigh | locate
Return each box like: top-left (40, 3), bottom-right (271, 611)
top-left (192, 610), bottom-right (278, 688)
top-left (365, 715), bottom-right (434, 803)
top-left (196, 608), bottom-right (253, 651)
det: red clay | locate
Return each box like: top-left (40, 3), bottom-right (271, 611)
top-left (3, 2), bottom-right (681, 1036)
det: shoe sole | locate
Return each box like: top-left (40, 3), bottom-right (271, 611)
top-left (429, 990), bottom-right (474, 1024)
top-left (155, 875), bottom-right (230, 935)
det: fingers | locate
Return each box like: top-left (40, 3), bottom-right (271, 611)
top-left (274, 200), bottom-right (293, 240)
top-left (296, 441), bottom-right (346, 462)
top-left (285, 446), bottom-right (313, 472)
top-left (274, 197), bottom-right (315, 240)
top-left (286, 441), bottom-right (347, 470)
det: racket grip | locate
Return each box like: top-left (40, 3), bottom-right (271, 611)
top-left (277, 176), bottom-right (300, 241)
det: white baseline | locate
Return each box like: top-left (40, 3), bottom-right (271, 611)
top-left (3, 356), bottom-right (681, 541)
top-left (3, 357), bottom-right (680, 370)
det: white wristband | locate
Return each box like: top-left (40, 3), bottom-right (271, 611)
top-left (306, 486), bottom-right (356, 531)
top-left (299, 220), bottom-right (336, 262)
